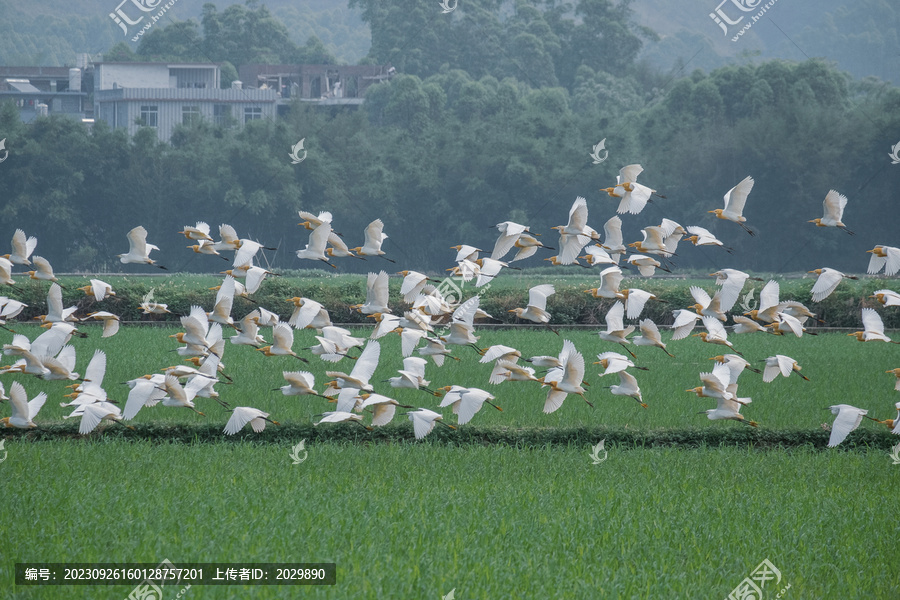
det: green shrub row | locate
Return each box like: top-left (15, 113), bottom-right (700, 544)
top-left (3, 272), bottom-right (897, 328)
top-left (4, 422), bottom-right (896, 450)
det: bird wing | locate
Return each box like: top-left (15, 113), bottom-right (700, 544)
top-left (481, 345), bottom-right (518, 363)
top-left (224, 407), bottom-right (256, 435)
top-left (776, 313), bottom-right (803, 337)
top-left (218, 224), bottom-right (239, 245)
top-left (400, 328), bottom-right (427, 357)
top-left (617, 164), bottom-right (643, 184)
top-left (861, 308), bottom-right (885, 335)
top-left (28, 391), bottom-right (47, 420)
top-left (599, 266), bottom-right (624, 293)
top-left (32, 256), bottom-right (53, 277)
top-left (452, 296), bottom-right (480, 327)
top-left (78, 403), bottom-right (107, 434)
top-left (603, 216), bottom-right (623, 249)
top-left (884, 247), bottom-right (900, 276)
top-left (273, 323), bottom-right (294, 352)
top-left (567, 197), bottom-right (588, 231)
top-left (89, 279), bottom-right (110, 301)
top-left (723, 175), bottom-right (754, 216)
top-left (46, 282), bottom-right (63, 319)
top-left (642, 226), bottom-right (666, 248)
top-left (283, 370), bottom-right (315, 390)
top-left (370, 402), bottom-right (397, 427)
top-left (605, 301), bottom-right (626, 332)
top-left (561, 340), bottom-right (585, 386)
top-left (127, 226), bottom-right (149, 256)
top-left (402, 357), bottom-right (427, 379)
top-left (702, 315), bottom-right (727, 338)
top-left (625, 289), bottom-right (651, 320)
top-left (373, 270), bottom-right (390, 308)
top-left (364, 219), bottom-right (386, 249)
top-left (8, 381), bottom-right (28, 420)
top-left (690, 286), bottom-right (712, 309)
top-left (716, 273), bottom-right (747, 313)
top-left (215, 274), bottom-right (236, 310)
top-left (776, 355), bottom-right (795, 378)
top-left (528, 284), bottom-right (555, 311)
top-left (762, 358), bottom-right (780, 383)
top-left (491, 229), bottom-right (521, 261)
top-left (828, 405), bottom-right (866, 447)
top-left (810, 269), bottom-right (843, 303)
top-left (350, 341), bottom-right (380, 385)
top-left (543, 388), bottom-right (568, 414)
top-left (822, 190), bottom-right (847, 222)
top-left (759, 280), bottom-right (780, 313)
top-left (558, 233), bottom-right (589, 265)
top-left (617, 370), bottom-right (638, 393)
top-left (409, 411), bottom-right (436, 439)
top-left (639, 318), bottom-right (661, 342)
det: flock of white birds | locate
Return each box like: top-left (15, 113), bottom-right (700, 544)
top-left (1, 164), bottom-right (900, 447)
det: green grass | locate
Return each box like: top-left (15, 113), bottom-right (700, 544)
top-left (1, 442), bottom-right (897, 598)
top-left (3, 324), bottom-right (899, 437)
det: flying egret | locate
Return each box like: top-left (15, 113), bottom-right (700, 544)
top-left (552, 197), bottom-right (596, 264)
top-left (1, 381), bottom-right (46, 428)
top-left (709, 269), bottom-right (760, 313)
top-left (351, 271), bottom-right (391, 315)
top-left (436, 386), bottom-right (502, 424)
top-left (490, 221), bottom-right (531, 261)
top-left (763, 355), bottom-right (809, 383)
top-left (864, 401), bottom-right (900, 434)
top-left (6, 229), bottom-right (37, 265)
top-left (699, 396), bottom-right (757, 427)
top-left (161, 375), bottom-right (207, 416)
top-left (684, 226), bottom-right (732, 252)
top-left (767, 312), bottom-right (814, 338)
top-left (541, 339), bottom-right (592, 413)
top-left (288, 297), bottom-right (332, 330)
top-left (326, 231), bottom-right (364, 260)
top-left (732, 315), bottom-right (771, 335)
top-left (510, 233), bottom-right (553, 262)
top-left (809, 190), bottom-right (853, 235)
top-left (230, 310), bottom-right (266, 347)
top-left (600, 164), bottom-right (661, 215)
top-left (594, 351), bottom-right (647, 376)
top-left (848, 308), bottom-right (897, 343)
top-left (580, 245), bottom-right (618, 267)
top-left (224, 407), bottom-right (279, 435)
top-left (625, 254), bottom-right (667, 277)
top-left (188, 240), bottom-right (228, 259)
top-left (600, 215), bottom-right (626, 261)
top-left (179, 221), bottom-right (214, 241)
top-left (418, 336), bottom-right (458, 366)
top-left (77, 279), bottom-right (115, 301)
top-left (359, 393), bottom-right (416, 426)
top-left (628, 226), bottom-right (674, 258)
top-left (607, 370), bottom-right (646, 408)
top-left (314, 411), bottom-right (373, 430)
top-left (867, 245), bottom-right (900, 276)
top-left (27, 256), bottom-right (60, 284)
top-left (351, 219), bottom-right (393, 262)
top-left (387, 357), bottom-right (436, 394)
top-left (83, 311), bottom-right (120, 338)
top-left (405, 408), bottom-right (455, 440)
top-left (694, 316), bottom-right (741, 355)
top-left (298, 210), bottom-right (333, 231)
top-left (257, 323), bottom-right (308, 362)
top-left (398, 270), bottom-right (433, 303)
top-left (583, 265), bottom-right (623, 299)
top-left (598, 301), bottom-right (636, 357)
top-left (278, 371), bottom-right (329, 398)
top-left (686, 363), bottom-right (734, 401)
top-left (118, 226), bottom-right (166, 269)
top-left (826, 404), bottom-right (868, 447)
top-left (122, 376), bottom-right (167, 420)
top-left (295, 221), bottom-right (335, 268)
top-left (212, 224), bottom-right (241, 253)
top-left (709, 175), bottom-right (754, 235)
top-left (0, 256), bottom-right (16, 288)
top-left (325, 340), bottom-right (380, 411)
top-left (509, 284), bottom-right (556, 333)
top-left (479, 345), bottom-right (522, 384)
top-left (689, 286), bottom-right (726, 321)
top-left (633, 318), bottom-right (673, 357)
top-left (617, 288), bottom-right (664, 321)
top-left (809, 268), bottom-right (857, 303)
top-left (711, 354), bottom-right (761, 382)
top-left (871, 289), bottom-right (900, 308)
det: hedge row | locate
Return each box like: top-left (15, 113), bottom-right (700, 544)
top-left (3, 422), bottom-right (896, 450)
top-left (3, 271), bottom-right (898, 328)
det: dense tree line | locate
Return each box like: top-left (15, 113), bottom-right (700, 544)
top-left (1, 54), bottom-right (898, 275)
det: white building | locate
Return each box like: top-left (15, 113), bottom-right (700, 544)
top-left (94, 62), bottom-right (277, 141)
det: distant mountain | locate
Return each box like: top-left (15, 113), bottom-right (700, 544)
top-left (634, 0), bottom-right (899, 83)
top-left (0, 0), bottom-right (370, 66)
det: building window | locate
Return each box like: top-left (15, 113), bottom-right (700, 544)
top-left (182, 105), bottom-right (200, 125)
top-left (213, 104), bottom-right (231, 126)
top-left (139, 105), bottom-right (158, 128)
top-left (244, 107), bottom-right (262, 123)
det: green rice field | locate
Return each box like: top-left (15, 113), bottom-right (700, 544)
top-left (2, 316), bottom-right (899, 598)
